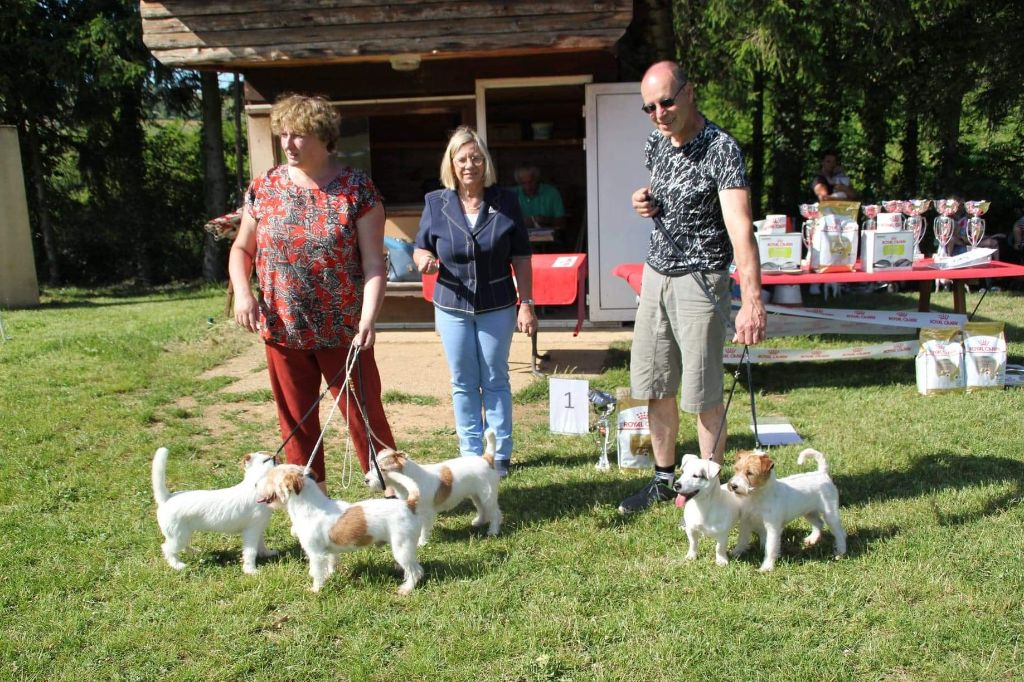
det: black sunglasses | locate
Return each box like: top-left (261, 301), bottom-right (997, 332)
top-left (641, 82), bottom-right (686, 115)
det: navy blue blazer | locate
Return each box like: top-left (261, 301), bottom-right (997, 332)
top-left (415, 186), bottom-right (532, 314)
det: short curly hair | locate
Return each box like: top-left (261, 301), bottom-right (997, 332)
top-left (270, 94), bottom-right (340, 151)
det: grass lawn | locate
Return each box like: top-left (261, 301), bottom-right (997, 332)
top-left (1, 283), bottom-right (1022, 680)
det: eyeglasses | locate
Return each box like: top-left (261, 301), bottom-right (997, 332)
top-left (641, 82), bottom-right (687, 115)
top-left (453, 154), bottom-right (485, 167)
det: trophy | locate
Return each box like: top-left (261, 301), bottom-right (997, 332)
top-left (964, 200), bottom-right (990, 250)
top-left (588, 389), bottom-right (617, 471)
top-left (904, 199), bottom-right (932, 259)
top-left (798, 202), bottom-right (820, 268)
top-left (861, 204), bottom-right (880, 232)
top-left (932, 199), bottom-right (959, 260)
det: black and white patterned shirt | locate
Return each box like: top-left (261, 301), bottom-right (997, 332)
top-left (644, 119), bottom-right (749, 274)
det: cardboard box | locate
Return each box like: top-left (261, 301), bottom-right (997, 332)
top-left (760, 214), bottom-right (790, 233)
top-left (860, 230), bottom-right (915, 272)
top-left (757, 233), bottom-right (803, 273)
top-left (876, 212), bottom-right (904, 232)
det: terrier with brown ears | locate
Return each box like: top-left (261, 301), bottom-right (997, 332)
top-left (151, 447), bottom-right (278, 574)
top-left (728, 448), bottom-right (847, 572)
top-left (257, 464), bottom-right (424, 594)
top-left (365, 430), bottom-right (503, 545)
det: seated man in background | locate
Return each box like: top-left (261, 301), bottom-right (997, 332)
top-left (514, 165), bottom-right (566, 233)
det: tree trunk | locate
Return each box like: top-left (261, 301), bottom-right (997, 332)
top-left (233, 73), bottom-right (245, 202)
top-left (201, 70), bottom-right (228, 281)
top-left (935, 86), bottom-right (964, 194)
top-left (25, 121), bottom-right (60, 285)
top-left (769, 77), bottom-right (806, 212)
top-left (899, 110), bottom-right (919, 197)
top-left (749, 68), bottom-right (765, 217)
top-left (644, 0), bottom-right (676, 62)
top-left (859, 93), bottom-right (888, 199)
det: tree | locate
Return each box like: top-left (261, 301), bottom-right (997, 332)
top-left (201, 71), bottom-right (228, 281)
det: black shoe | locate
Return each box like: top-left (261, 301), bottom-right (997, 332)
top-left (617, 477), bottom-right (675, 514)
top-left (495, 459), bottom-right (511, 479)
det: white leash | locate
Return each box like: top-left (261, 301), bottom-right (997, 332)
top-left (300, 343), bottom-right (393, 488)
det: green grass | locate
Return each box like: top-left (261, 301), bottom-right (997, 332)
top-left (1, 285), bottom-right (1023, 680)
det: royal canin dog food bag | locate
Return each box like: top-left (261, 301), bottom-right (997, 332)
top-left (615, 388), bottom-right (654, 469)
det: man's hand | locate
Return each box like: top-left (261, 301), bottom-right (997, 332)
top-left (732, 298), bottom-right (767, 345)
top-left (631, 187), bottom-right (661, 218)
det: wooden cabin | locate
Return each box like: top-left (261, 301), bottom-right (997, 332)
top-left (142, 1), bottom-right (662, 322)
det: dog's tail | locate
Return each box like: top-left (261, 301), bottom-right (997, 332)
top-left (797, 448), bottom-right (829, 475)
top-left (482, 429), bottom-right (497, 467)
top-left (151, 447), bottom-right (172, 506)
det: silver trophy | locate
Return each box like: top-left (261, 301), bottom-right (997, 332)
top-left (861, 204), bottom-right (881, 232)
top-left (798, 202), bottom-right (820, 267)
top-left (904, 199), bottom-right (932, 259)
top-left (588, 389), bottom-right (617, 471)
top-left (933, 199), bottom-right (959, 260)
top-left (964, 200), bottom-right (990, 250)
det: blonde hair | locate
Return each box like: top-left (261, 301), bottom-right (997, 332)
top-left (439, 126), bottom-right (497, 190)
top-left (270, 94), bottom-right (340, 151)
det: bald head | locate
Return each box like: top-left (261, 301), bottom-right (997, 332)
top-left (643, 61), bottom-right (688, 91)
top-left (640, 61), bottom-right (699, 144)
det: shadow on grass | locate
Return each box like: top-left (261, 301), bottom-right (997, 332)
top-left (726, 523), bottom-right (902, 569)
top-left (833, 452), bottom-right (1024, 513)
top-left (747, 358), bottom-right (914, 393)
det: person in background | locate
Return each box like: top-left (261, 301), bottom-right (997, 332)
top-left (1009, 205), bottom-right (1024, 264)
top-left (514, 165), bottom-right (566, 232)
top-left (810, 174), bottom-right (834, 201)
top-left (229, 94), bottom-right (396, 494)
top-left (413, 126), bottom-right (537, 478)
top-left (620, 60), bottom-right (766, 515)
top-left (818, 150), bottom-right (857, 200)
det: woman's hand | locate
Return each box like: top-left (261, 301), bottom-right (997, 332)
top-left (413, 248), bottom-right (439, 274)
top-left (517, 303), bottom-right (537, 337)
top-left (233, 289), bottom-right (260, 333)
top-left (354, 319), bottom-right (376, 348)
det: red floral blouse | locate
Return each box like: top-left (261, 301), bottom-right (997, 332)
top-left (245, 165), bottom-right (381, 350)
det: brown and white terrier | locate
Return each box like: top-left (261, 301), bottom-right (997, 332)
top-left (728, 448), bottom-right (847, 572)
top-left (256, 464), bottom-right (423, 594)
top-left (365, 431), bottom-right (503, 545)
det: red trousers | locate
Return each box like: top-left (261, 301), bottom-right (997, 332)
top-left (264, 341), bottom-right (395, 482)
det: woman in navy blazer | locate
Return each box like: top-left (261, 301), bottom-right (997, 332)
top-left (414, 126), bottom-right (536, 476)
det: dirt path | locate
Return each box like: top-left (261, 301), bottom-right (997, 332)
top-left (199, 326), bottom-right (633, 445)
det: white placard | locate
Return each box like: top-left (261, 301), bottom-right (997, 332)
top-left (551, 256), bottom-right (579, 268)
top-left (549, 377), bottom-right (590, 434)
top-left (752, 417), bottom-right (802, 446)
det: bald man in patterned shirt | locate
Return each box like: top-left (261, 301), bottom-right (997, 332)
top-left (619, 61), bottom-right (767, 515)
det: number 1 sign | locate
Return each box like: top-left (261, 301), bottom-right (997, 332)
top-left (548, 377), bottom-right (590, 434)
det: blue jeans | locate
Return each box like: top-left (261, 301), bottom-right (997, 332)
top-left (434, 305), bottom-right (516, 460)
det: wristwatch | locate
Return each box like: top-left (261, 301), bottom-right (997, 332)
top-left (519, 298), bottom-right (535, 306)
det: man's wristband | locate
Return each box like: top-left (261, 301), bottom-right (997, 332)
top-left (520, 298), bottom-right (535, 306)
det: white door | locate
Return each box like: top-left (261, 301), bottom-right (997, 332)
top-left (584, 82), bottom-right (652, 321)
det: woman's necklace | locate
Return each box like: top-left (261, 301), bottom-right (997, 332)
top-left (459, 192), bottom-right (482, 212)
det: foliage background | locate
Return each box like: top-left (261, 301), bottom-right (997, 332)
top-left (1, 0), bottom-right (1022, 285)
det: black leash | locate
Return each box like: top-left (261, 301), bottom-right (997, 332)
top-left (651, 214), bottom-right (763, 450)
top-left (274, 362), bottom-right (350, 458)
top-left (354, 350), bottom-right (388, 491)
top-left (272, 345), bottom-right (387, 490)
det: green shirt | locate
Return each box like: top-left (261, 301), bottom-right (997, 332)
top-left (516, 183), bottom-right (565, 220)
